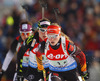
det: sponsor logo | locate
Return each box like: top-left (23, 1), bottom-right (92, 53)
top-left (69, 45), bottom-right (74, 51)
top-left (33, 48), bottom-right (38, 53)
top-left (22, 24), bottom-right (28, 30)
top-left (47, 53), bottom-right (68, 60)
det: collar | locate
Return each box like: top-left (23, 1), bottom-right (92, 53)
top-left (39, 37), bottom-right (43, 43)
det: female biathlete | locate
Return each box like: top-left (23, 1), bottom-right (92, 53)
top-left (0, 21), bottom-right (33, 81)
top-left (36, 23), bottom-right (89, 81)
top-left (17, 18), bottom-right (51, 81)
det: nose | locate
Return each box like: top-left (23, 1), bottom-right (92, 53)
top-left (24, 35), bottom-right (28, 39)
top-left (49, 37), bottom-right (54, 40)
top-left (43, 31), bottom-right (47, 35)
top-left (43, 31), bottom-right (47, 33)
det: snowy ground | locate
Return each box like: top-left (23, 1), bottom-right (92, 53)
top-left (87, 61), bottom-right (100, 81)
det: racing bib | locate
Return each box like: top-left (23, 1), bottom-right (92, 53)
top-left (22, 49), bottom-right (30, 67)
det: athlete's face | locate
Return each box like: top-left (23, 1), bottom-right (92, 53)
top-left (47, 33), bottom-right (61, 46)
top-left (20, 31), bottom-right (33, 41)
top-left (39, 28), bottom-right (47, 40)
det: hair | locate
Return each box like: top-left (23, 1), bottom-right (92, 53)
top-left (38, 18), bottom-right (51, 28)
top-left (19, 20), bottom-right (32, 26)
top-left (50, 23), bottom-right (74, 44)
top-left (38, 18), bottom-right (50, 23)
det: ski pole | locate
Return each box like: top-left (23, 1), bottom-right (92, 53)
top-left (82, 77), bottom-right (85, 81)
top-left (43, 69), bottom-right (46, 81)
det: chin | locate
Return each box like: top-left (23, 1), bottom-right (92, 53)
top-left (50, 43), bottom-right (56, 46)
top-left (43, 36), bottom-right (47, 39)
top-left (22, 38), bottom-right (25, 41)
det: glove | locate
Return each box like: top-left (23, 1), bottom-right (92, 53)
top-left (0, 70), bottom-right (5, 80)
top-left (81, 71), bottom-right (89, 80)
top-left (26, 35), bottom-right (34, 45)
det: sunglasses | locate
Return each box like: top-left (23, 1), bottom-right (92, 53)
top-left (47, 34), bottom-right (59, 39)
top-left (39, 28), bottom-right (47, 32)
top-left (20, 31), bottom-right (32, 36)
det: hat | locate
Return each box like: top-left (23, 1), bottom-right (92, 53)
top-left (19, 24), bottom-right (32, 32)
top-left (47, 25), bottom-right (61, 34)
top-left (38, 18), bottom-right (51, 28)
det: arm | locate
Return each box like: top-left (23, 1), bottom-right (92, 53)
top-left (35, 41), bottom-right (46, 81)
top-left (0, 39), bottom-right (18, 79)
top-left (17, 33), bottom-right (39, 77)
top-left (2, 39), bottom-right (18, 71)
top-left (67, 42), bottom-right (87, 72)
top-left (36, 41), bottom-right (46, 71)
top-left (74, 47), bottom-right (87, 72)
top-left (17, 35), bottom-right (34, 75)
top-left (67, 42), bottom-right (89, 79)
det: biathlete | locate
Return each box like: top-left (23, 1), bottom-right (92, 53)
top-left (0, 21), bottom-right (33, 81)
top-left (17, 18), bottom-right (51, 81)
top-left (36, 23), bottom-right (89, 81)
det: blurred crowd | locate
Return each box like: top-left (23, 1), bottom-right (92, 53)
top-left (0, 0), bottom-right (100, 81)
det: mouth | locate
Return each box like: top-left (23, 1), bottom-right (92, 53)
top-left (43, 36), bottom-right (47, 38)
top-left (51, 42), bottom-right (55, 44)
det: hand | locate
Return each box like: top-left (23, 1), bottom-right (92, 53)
top-left (26, 35), bottom-right (34, 45)
top-left (81, 71), bottom-right (89, 80)
top-left (0, 70), bottom-right (5, 80)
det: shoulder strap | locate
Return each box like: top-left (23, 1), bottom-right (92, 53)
top-left (16, 37), bottom-right (22, 53)
top-left (61, 36), bottom-right (68, 56)
top-left (31, 39), bottom-right (36, 47)
top-left (16, 43), bottom-right (21, 52)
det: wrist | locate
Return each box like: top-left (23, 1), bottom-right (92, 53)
top-left (81, 71), bottom-right (89, 80)
top-left (82, 71), bottom-right (88, 75)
